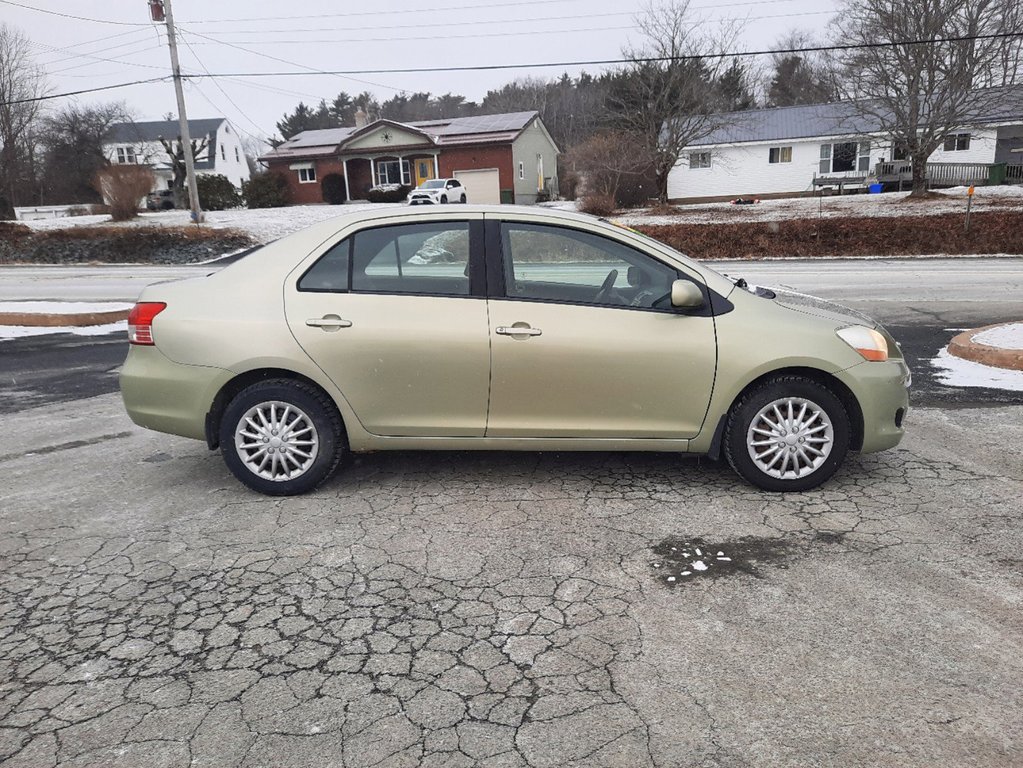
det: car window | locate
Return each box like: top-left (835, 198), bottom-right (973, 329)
top-left (501, 222), bottom-right (678, 309)
top-left (352, 222), bottom-right (471, 296)
top-left (298, 238), bottom-right (349, 292)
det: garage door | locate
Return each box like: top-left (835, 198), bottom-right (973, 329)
top-left (453, 168), bottom-right (501, 205)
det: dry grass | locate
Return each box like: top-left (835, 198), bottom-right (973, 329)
top-left (633, 211), bottom-right (1023, 259)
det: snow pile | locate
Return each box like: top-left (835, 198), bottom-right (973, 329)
top-left (0, 322), bottom-right (124, 341)
top-left (0, 301), bottom-right (132, 314)
top-left (972, 322), bottom-right (1023, 350)
top-left (931, 348), bottom-right (1023, 391)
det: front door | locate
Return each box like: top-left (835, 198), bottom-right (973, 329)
top-left (284, 217), bottom-right (490, 437)
top-left (485, 220), bottom-right (717, 438)
top-left (414, 158), bottom-right (435, 187)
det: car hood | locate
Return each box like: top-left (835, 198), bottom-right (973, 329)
top-left (762, 287), bottom-right (877, 328)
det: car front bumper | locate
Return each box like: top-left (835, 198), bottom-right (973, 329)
top-left (120, 345), bottom-right (233, 442)
top-left (835, 358), bottom-right (912, 454)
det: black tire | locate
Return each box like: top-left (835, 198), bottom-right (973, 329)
top-left (723, 375), bottom-right (850, 492)
top-left (440, 194), bottom-right (448, 204)
top-left (219, 379), bottom-right (345, 496)
top-left (459, 194), bottom-right (466, 203)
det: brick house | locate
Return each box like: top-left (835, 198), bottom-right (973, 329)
top-left (258, 111), bottom-right (559, 205)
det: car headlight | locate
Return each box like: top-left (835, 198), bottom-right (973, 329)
top-left (836, 325), bottom-right (888, 362)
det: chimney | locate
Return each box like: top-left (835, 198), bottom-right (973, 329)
top-left (354, 108), bottom-right (368, 128)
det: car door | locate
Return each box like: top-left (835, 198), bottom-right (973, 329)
top-left (484, 218), bottom-right (718, 439)
top-left (284, 217), bottom-right (491, 437)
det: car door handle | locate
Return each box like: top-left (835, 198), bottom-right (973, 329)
top-left (496, 325), bottom-right (542, 337)
top-left (306, 317), bottom-right (352, 329)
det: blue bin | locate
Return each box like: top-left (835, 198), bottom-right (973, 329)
top-left (868, 183), bottom-right (883, 194)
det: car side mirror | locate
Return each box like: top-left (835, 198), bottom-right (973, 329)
top-left (671, 279), bottom-right (704, 310)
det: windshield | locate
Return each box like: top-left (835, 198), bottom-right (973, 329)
top-left (420, 180), bottom-right (445, 189)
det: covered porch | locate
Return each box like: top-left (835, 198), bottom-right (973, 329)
top-left (338, 152), bottom-right (440, 200)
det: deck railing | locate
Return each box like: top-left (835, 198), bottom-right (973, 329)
top-left (873, 160), bottom-right (1021, 187)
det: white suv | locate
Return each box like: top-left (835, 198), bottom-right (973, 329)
top-left (407, 178), bottom-right (467, 205)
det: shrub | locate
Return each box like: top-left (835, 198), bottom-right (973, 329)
top-left (366, 184), bottom-right (411, 203)
top-left (566, 131), bottom-right (655, 208)
top-left (196, 174), bottom-right (243, 211)
top-left (92, 165), bottom-right (156, 221)
top-left (321, 173), bottom-right (347, 204)
top-left (243, 172), bottom-right (292, 208)
top-left (578, 194), bottom-right (616, 217)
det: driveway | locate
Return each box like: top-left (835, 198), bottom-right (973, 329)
top-left (1, 392), bottom-right (1021, 767)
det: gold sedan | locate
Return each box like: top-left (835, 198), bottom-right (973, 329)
top-left (121, 206), bottom-right (910, 495)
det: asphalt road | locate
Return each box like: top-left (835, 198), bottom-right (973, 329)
top-left (1, 258), bottom-right (1021, 767)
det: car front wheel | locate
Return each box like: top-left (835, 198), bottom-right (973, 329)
top-left (219, 379), bottom-right (344, 496)
top-left (723, 376), bottom-right (850, 492)
top-left (440, 194), bottom-right (448, 204)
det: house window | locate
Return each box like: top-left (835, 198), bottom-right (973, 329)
top-left (235, 146), bottom-right (240, 162)
top-left (819, 142), bottom-right (870, 174)
top-left (943, 133), bottom-right (971, 152)
top-left (116, 147), bottom-right (136, 164)
top-left (298, 167), bottom-right (316, 183)
top-left (689, 151), bottom-right (711, 169)
top-left (220, 144), bottom-right (226, 160)
top-left (769, 146), bottom-right (792, 164)
top-left (375, 159), bottom-right (411, 186)
top-left (518, 161), bottom-right (524, 180)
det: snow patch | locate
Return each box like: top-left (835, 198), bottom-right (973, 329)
top-left (932, 348), bottom-right (1023, 391)
top-left (0, 322), bottom-right (125, 341)
top-left (0, 301), bottom-right (132, 314)
top-left (972, 322), bottom-right (1023, 350)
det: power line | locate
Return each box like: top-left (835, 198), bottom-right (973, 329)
top-left (177, 26), bottom-right (403, 94)
top-left (0, 0), bottom-right (151, 26)
top-left (181, 30), bottom-right (1023, 77)
top-left (174, 0), bottom-right (801, 25)
top-left (2, 76), bottom-right (170, 105)
top-left (5, 31), bottom-right (1021, 107)
top-left (188, 10), bottom-right (836, 47)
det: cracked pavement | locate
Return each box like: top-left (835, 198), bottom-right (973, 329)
top-left (1, 394), bottom-right (1022, 767)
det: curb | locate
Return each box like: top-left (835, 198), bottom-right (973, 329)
top-left (948, 322), bottom-right (1023, 371)
top-left (0, 310), bottom-right (129, 327)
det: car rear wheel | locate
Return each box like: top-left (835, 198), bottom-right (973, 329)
top-left (460, 194), bottom-right (466, 203)
top-left (219, 379), bottom-right (344, 496)
top-left (723, 376), bottom-right (850, 492)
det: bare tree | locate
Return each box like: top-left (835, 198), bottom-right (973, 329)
top-left (0, 23), bottom-right (47, 218)
top-left (159, 135), bottom-right (210, 208)
top-left (835, 0), bottom-right (1023, 196)
top-left (606, 1), bottom-right (744, 202)
top-left (41, 102), bottom-right (130, 204)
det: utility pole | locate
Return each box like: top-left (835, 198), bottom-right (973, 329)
top-left (151, 0), bottom-right (203, 223)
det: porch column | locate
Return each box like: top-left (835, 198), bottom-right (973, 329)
top-left (370, 158), bottom-right (376, 187)
top-left (341, 158), bottom-right (351, 202)
top-left (397, 155), bottom-right (405, 185)
top-left (433, 153), bottom-right (439, 179)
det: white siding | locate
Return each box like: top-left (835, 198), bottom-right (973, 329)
top-left (927, 127), bottom-right (997, 165)
top-left (668, 137), bottom-right (886, 200)
top-left (213, 123), bottom-right (251, 189)
top-left (667, 127), bottom-right (1002, 201)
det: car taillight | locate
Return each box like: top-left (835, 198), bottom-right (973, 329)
top-left (127, 302), bottom-right (166, 345)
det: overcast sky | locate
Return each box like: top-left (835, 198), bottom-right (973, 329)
top-left (4, 0), bottom-right (839, 145)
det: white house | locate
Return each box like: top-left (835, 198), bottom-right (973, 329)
top-left (667, 85), bottom-right (1023, 203)
top-left (102, 118), bottom-right (251, 191)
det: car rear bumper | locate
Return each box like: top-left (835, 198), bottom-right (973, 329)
top-left (836, 359), bottom-right (911, 454)
top-left (120, 345), bottom-right (232, 441)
